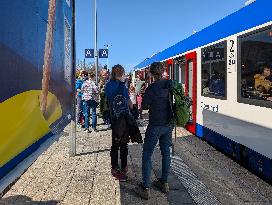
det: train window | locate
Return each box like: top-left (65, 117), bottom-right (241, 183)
top-left (173, 61), bottom-right (179, 82)
top-left (238, 26), bottom-right (272, 107)
top-left (174, 57), bottom-right (186, 86)
top-left (201, 41), bottom-right (227, 99)
top-left (168, 64), bottom-right (172, 79)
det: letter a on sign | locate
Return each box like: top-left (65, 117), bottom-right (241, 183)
top-left (99, 49), bottom-right (108, 58)
top-left (85, 49), bottom-right (94, 58)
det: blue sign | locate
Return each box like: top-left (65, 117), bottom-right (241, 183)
top-left (99, 49), bottom-right (108, 58)
top-left (85, 49), bottom-right (94, 58)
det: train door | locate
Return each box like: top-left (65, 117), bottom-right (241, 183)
top-left (185, 52), bottom-right (197, 134)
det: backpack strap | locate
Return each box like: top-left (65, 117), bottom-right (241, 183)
top-left (168, 80), bottom-right (175, 124)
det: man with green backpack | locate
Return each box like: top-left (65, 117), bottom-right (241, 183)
top-left (134, 62), bottom-right (190, 200)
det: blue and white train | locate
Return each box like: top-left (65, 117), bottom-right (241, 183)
top-left (134, 0), bottom-right (272, 181)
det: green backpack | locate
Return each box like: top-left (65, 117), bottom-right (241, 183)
top-left (169, 80), bottom-right (191, 127)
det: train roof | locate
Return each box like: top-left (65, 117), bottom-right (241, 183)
top-left (134, 0), bottom-right (272, 69)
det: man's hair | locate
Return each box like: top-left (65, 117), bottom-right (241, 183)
top-left (264, 64), bottom-right (271, 69)
top-left (111, 64), bottom-right (125, 80)
top-left (150, 62), bottom-right (163, 78)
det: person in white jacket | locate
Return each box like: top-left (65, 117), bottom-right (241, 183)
top-left (81, 72), bottom-right (99, 133)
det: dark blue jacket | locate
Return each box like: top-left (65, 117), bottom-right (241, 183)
top-left (105, 80), bottom-right (129, 102)
top-left (142, 79), bottom-right (172, 126)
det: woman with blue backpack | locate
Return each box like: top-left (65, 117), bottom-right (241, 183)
top-left (105, 64), bottom-right (134, 181)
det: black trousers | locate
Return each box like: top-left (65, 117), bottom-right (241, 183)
top-left (110, 116), bottom-right (129, 170)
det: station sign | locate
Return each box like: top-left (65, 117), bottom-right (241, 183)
top-left (202, 47), bottom-right (224, 62)
top-left (99, 49), bottom-right (108, 58)
top-left (85, 49), bottom-right (94, 58)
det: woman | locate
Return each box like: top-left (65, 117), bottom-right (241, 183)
top-left (81, 72), bottom-right (99, 133)
top-left (75, 71), bottom-right (86, 126)
top-left (129, 85), bottom-right (139, 119)
top-left (105, 64), bottom-right (133, 181)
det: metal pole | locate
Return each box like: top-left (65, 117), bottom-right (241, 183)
top-left (94, 0), bottom-right (98, 84)
top-left (107, 54), bottom-right (109, 70)
top-left (105, 44), bottom-right (112, 70)
top-left (70, 0), bottom-right (76, 157)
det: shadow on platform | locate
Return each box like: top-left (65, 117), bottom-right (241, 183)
top-left (118, 143), bottom-right (195, 205)
top-left (0, 195), bottom-right (59, 205)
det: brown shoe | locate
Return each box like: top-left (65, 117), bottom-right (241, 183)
top-left (133, 183), bottom-right (150, 200)
top-left (153, 179), bottom-right (169, 193)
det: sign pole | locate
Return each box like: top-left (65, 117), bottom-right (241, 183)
top-left (70, 0), bottom-right (76, 157)
top-left (104, 44), bottom-right (111, 70)
top-left (94, 0), bottom-right (98, 84)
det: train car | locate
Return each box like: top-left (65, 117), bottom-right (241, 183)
top-left (0, 0), bottom-right (75, 182)
top-left (134, 0), bottom-right (272, 181)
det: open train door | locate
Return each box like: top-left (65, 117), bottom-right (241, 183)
top-left (166, 59), bottom-right (173, 79)
top-left (185, 52), bottom-right (197, 134)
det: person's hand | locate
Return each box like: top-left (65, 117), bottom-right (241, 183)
top-left (266, 97), bottom-right (272, 101)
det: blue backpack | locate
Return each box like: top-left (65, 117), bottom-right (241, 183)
top-left (111, 83), bottom-right (129, 118)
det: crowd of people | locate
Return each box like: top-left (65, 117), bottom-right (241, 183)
top-left (75, 62), bottom-right (176, 200)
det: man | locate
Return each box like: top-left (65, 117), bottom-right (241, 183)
top-left (81, 72), bottom-right (99, 132)
top-left (134, 62), bottom-right (173, 200)
top-left (254, 65), bottom-right (272, 101)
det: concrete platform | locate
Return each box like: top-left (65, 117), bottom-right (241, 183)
top-left (1, 115), bottom-right (272, 205)
top-left (0, 118), bottom-right (195, 205)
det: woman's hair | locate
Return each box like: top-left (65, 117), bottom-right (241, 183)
top-left (111, 64), bottom-right (125, 80)
top-left (150, 62), bottom-right (163, 79)
top-left (89, 72), bottom-right (96, 79)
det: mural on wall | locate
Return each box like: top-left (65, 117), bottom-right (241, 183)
top-left (0, 0), bottom-right (74, 179)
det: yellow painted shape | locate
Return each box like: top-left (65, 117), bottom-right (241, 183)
top-left (0, 90), bottom-right (62, 167)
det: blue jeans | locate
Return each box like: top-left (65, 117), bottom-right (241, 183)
top-left (142, 125), bottom-right (172, 188)
top-left (83, 100), bottom-right (98, 130)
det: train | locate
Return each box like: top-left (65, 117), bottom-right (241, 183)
top-left (134, 0), bottom-right (272, 182)
top-left (0, 0), bottom-right (75, 181)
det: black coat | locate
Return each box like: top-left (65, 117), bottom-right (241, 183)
top-left (142, 79), bottom-right (172, 126)
top-left (111, 114), bottom-right (142, 144)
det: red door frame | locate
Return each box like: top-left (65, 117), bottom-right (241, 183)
top-left (185, 52), bottom-right (197, 134)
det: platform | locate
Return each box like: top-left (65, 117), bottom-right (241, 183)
top-left (1, 116), bottom-right (272, 205)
